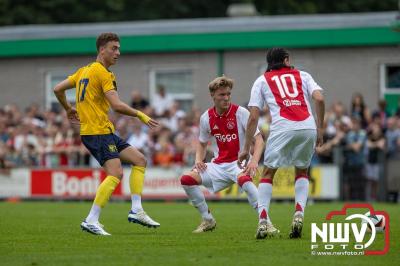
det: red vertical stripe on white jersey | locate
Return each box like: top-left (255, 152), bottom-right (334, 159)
top-left (264, 68), bottom-right (310, 122)
top-left (208, 104), bottom-right (240, 164)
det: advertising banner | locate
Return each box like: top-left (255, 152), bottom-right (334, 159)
top-left (0, 165), bottom-right (339, 200)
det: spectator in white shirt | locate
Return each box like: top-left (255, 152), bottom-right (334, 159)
top-left (151, 85), bottom-right (174, 117)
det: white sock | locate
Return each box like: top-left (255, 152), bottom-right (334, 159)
top-left (182, 185), bottom-right (213, 220)
top-left (241, 181), bottom-right (258, 209)
top-left (294, 177), bottom-right (309, 215)
top-left (258, 182), bottom-right (272, 223)
top-left (86, 204), bottom-right (101, 223)
top-left (131, 194), bottom-right (143, 213)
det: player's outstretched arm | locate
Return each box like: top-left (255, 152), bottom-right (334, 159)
top-left (238, 106), bottom-right (260, 168)
top-left (312, 90), bottom-right (325, 147)
top-left (105, 90), bottom-right (159, 129)
top-left (194, 141), bottom-right (208, 173)
top-left (53, 79), bottom-right (79, 124)
top-left (244, 133), bottom-right (264, 176)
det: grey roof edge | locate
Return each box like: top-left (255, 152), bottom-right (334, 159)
top-left (0, 11), bottom-right (398, 41)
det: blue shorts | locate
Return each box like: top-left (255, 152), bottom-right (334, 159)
top-left (81, 134), bottom-right (130, 166)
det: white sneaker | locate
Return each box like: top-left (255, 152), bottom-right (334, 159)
top-left (255, 220), bottom-right (280, 239)
top-left (80, 221), bottom-right (111, 236)
top-left (192, 218), bottom-right (217, 233)
top-left (128, 210), bottom-right (160, 228)
top-left (289, 212), bottom-right (304, 239)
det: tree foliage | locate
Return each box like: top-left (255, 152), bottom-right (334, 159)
top-left (0, 0), bottom-right (397, 26)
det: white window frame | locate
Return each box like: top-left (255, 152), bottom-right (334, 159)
top-left (380, 63), bottom-right (400, 98)
top-left (45, 71), bottom-right (76, 110)
top-left (149, 67), bottom-right (193, 101)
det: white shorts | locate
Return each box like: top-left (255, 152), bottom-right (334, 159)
top-left (196, 161), bottom-right (242, 193)
top-left (264, 129), bottom-right (316, 169)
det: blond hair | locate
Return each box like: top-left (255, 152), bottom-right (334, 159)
top-left (208, 76), bottom-right (234, 93)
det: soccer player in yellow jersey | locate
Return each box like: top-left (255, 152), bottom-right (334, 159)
top-left (54, 33), bottom-right (160, 235)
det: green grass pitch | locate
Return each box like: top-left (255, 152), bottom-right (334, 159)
top-left (0, 201), bottom-right (398, 266)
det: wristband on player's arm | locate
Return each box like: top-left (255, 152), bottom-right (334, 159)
top-left (136, 111), bottom-right (151, 124)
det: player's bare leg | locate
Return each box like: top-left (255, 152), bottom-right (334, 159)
top-left (120, 146), bottom-right (160, 228)
top-left (180, 171), bottom-right (216, 233)
top-left (290, 167), bottom-right (309, 239)
top-left (256, 167), bottom-right (280, 239)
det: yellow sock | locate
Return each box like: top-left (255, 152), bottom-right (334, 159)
top-left (130, 166), bottom-right (145, 195)
top-left (94, 175), bottom-right (120, 208)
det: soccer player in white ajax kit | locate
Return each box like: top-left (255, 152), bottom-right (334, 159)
top-left (238, 48), bottom-right (325, 239)
top-left (180, 76), bottom-right (264, 233)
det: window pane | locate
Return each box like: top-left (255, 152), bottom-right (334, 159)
top-left (155, 71), bottom-right (193, 95)
top-left (176, 99), bottom-right (193, 113)
top-left (47, 74), bottom-right (76, 112)
top-left (154, 70), bottom-right (193, 112)
top-left (386, 66), bottom-right (400, 89)
top-left (51, 75), bottom-right (76, 102)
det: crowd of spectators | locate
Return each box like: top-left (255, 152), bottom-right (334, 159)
top-left (0, 88), bottom-right (201, 170)
top-left (313, 94), bottom-right (400, 201)
top-left (1, 89), bottom-right (400, 201)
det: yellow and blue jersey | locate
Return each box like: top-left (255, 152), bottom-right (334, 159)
top-left (68, 62), bottom-right (117, 135)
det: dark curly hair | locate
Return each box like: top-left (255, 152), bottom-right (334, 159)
top-left (266, 47), bottom-right (290, 71)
